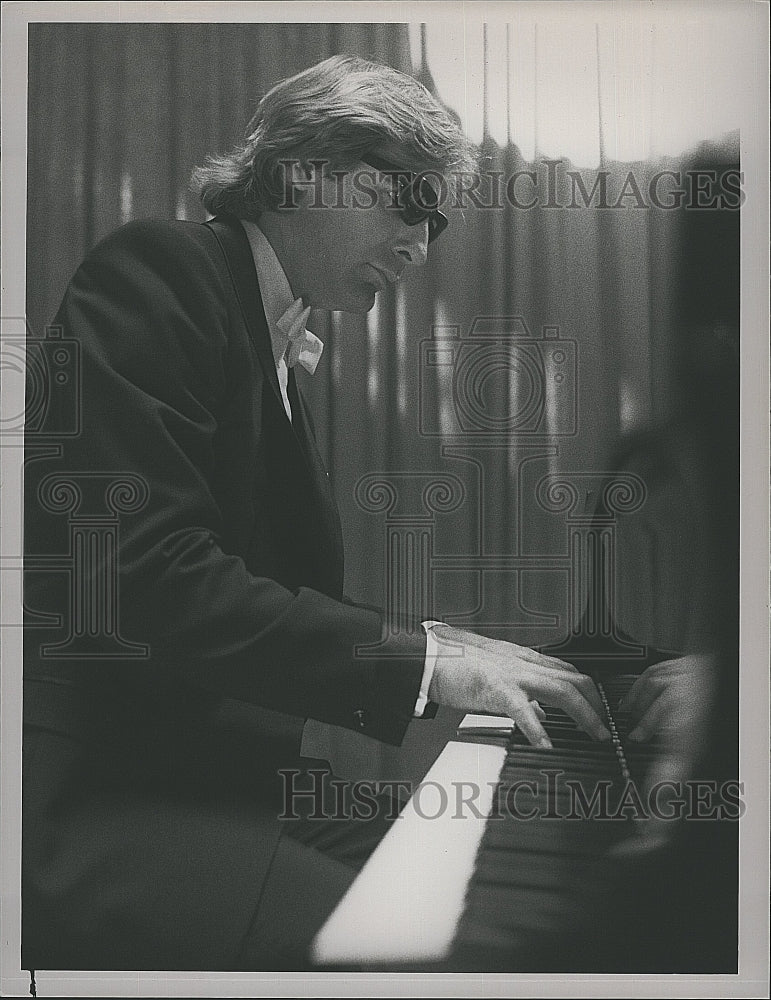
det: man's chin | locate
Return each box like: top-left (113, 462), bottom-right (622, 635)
top-left (309, 281), bottom-right (379, 314)
top-left (326, 288), bottom-right (379, 315)
top-left (350, 284), bottom-right (378, 312)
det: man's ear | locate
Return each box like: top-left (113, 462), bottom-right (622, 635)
top-left (295, 160), bottom-right (315, 182)
top-left (276, 157), bottom-right (325, 210)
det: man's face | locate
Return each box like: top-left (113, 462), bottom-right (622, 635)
top-left (288, 147), bottom-right (436, 313)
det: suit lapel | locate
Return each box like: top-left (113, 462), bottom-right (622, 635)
top-left (204, 215), bottom-right (344, 596)
top-left (288, 372), bottom-right (344, 595)
top-left (205, 216), bottom-right (284, 409)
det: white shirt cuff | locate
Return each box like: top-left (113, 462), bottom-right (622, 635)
top-left (414, 620), bottom-right (446, 717)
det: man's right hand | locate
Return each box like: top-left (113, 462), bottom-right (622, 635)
top-left (427, 624), bottom-right (611, 747)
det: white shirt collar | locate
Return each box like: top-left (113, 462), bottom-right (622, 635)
top-left (239, 218), bottom-right (323, 373)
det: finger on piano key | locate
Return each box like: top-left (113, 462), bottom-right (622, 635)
top-left (525, 650), bottom-right (609, 722)
top-left (535, 678), bottom-right (611, 742)
top-left (508, 699), bottom-right (553, 749)
top-left (458, 701), bottom-right (544, 735)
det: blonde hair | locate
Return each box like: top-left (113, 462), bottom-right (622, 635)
top-left (191, 54), bottom-right (476, 218)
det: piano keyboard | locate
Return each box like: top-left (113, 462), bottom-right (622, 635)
top-left (312, 673), bottom-right (716, 972)
top-left (313, 674), bottom-right (651, 967)
top-left (452, 674), bottom-right (668, 970)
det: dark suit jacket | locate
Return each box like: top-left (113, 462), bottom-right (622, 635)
top-left (22, 215), bottom-right (428, 969)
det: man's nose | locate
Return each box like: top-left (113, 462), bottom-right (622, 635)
top-left (393, 221), bottom-right (429, 267)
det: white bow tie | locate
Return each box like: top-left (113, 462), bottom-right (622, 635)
top-left (275, 298), bottom-right (324, 375)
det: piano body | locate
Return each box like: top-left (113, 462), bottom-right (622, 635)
top-left (313, 410), bottom-right (740, 974)
top-left (313, 677), bottom-right (738, 973)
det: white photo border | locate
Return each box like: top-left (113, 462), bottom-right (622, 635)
top-left (2, 2), bottom-right (768, 996)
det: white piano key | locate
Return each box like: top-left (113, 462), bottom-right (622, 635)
top-left (311, 739), bottom-right (506, 966)
top-left (457, 713), bottom-right (514, 730)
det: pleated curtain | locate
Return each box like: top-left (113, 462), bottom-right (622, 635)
top-left (27, 22), bottom-right (738, 783)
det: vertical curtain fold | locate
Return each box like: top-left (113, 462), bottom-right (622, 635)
top-left (26, 21), bottom-right (738, 784)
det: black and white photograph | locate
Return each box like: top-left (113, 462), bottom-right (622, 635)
top-left (1, 2), bottom-right (768, 996)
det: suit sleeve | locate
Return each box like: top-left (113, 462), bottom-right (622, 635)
top-left (51, 221), bottom-right (426, 745)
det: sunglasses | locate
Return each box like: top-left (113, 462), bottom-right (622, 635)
top-left (361, 154), bottom-right (448, 244)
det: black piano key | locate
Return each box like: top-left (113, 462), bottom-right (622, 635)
top-left (448, 667), bottom-right (733, 973)
top-left (463, 884), bottom-right (585, 932)
top-left (481, 817), bottom-right (627, 855)
top-left (473, 851), bottom-right (596, 889)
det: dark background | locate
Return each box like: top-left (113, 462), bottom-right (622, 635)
top-left (27, 22), bottom-right (739, 782)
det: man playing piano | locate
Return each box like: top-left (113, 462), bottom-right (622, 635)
top-left (23, 54), bottom-right (614, 972)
